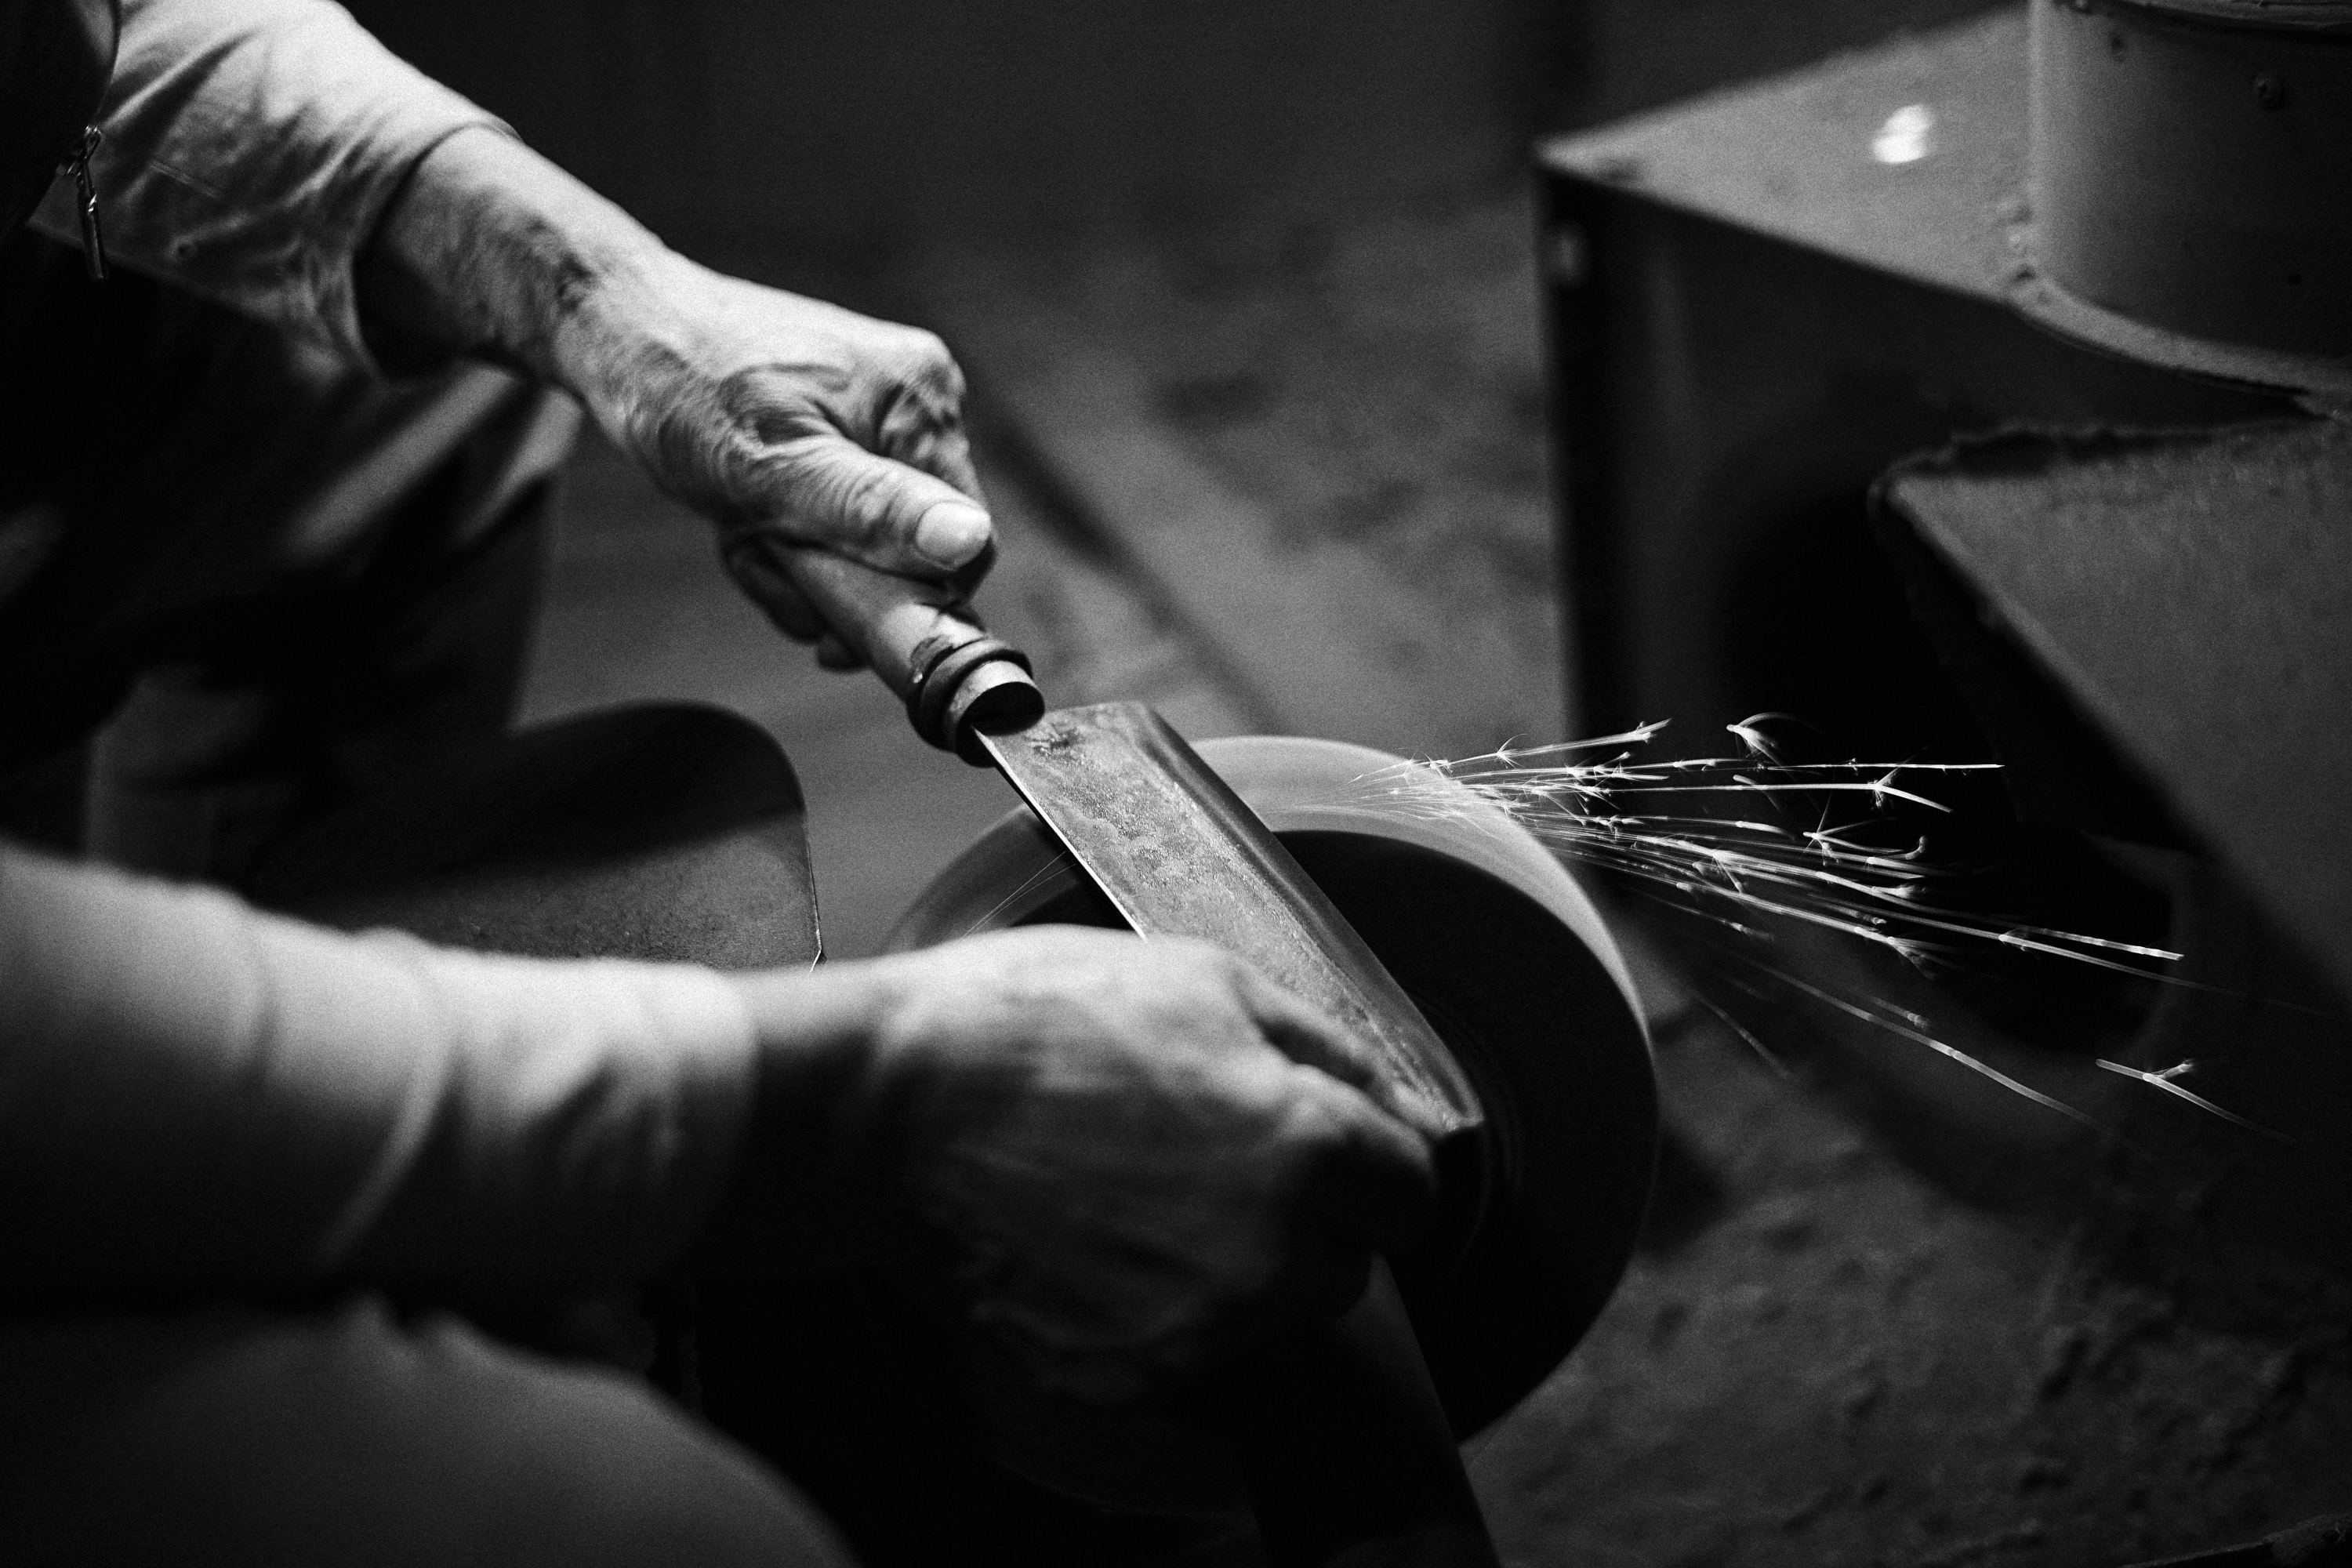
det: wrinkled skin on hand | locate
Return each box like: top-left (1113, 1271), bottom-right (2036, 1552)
top-left (582, 260), bottom-right (993, 667)
top-left (739, 928), bottom-right (1437, 1405)
top-left (358, 129), bottom-right (993, 667)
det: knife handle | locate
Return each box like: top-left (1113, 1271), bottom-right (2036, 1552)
top-left (777, 544), bottom-right (1044, 764)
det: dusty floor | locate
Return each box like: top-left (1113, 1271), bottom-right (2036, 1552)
top-left (528, 186), bottom-right (2352, 1566)
top-left (1473, 935), bottom-right (2352, 1568)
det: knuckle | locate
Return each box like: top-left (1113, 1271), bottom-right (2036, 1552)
top-left (897, 333), bottom-right (967, 405)
top-left (902, 327), bottom-right (954, 372)
top-left (935, 354), bottom-right (969, 404)
top-left (713, 365), bottom-right (833, 444)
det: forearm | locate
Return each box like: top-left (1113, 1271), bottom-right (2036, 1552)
top-left (355, 126), bottom-right (697, 414)
top-left (0, 844), bottom-right (777, 1311)
top-left (353, 126), bottom-right (993, 586)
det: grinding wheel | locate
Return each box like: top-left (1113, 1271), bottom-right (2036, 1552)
top-left (887, 734), bottom-right (1659, 1514)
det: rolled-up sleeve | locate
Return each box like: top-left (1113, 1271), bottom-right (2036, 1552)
top-left (0, 843), bottom-right (760, 1311)
top-left (27, 0), bottom-right (503, 369)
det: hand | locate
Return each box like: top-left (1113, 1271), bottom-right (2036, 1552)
top-left (725, 928), bottom-right (1436, 1404)
top-left (582, 260), bottom-right (993, 668)
top-left (355, 130), bottom-right (995, 669)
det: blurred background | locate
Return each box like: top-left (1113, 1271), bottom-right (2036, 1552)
top-left (348, 0), bottom-right (1994, 263)
top-left (334, 3), bottom-right (2352, 1563)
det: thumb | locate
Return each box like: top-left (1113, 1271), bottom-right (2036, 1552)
top-left (768, 434), bottom-right (994, 579)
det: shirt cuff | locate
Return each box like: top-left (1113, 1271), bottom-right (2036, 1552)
top-left (310, 933), bottom-right (764, 1298)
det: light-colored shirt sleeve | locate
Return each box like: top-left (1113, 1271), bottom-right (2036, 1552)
top-left (0, 842), bottom-right (759, 1309)
top-left (27, 0), bottom-right (503, 371)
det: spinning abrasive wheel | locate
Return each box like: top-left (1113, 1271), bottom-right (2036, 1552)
top-left (748, 535), bottom-right (1667, 1562)
top-left (888, 733), bottom-right (1659, 1519)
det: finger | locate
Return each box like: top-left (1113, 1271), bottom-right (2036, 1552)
top-left (1283, 1073), bottom-right (1437, 1259)
top-left (1227, 961), bottom-right (1381, 1087)
top-left (875, 385), bottom-right (985, 503)
top-left (771, 436), bottom-right (995, 581)
top-left (1235, 966), bottom-right (1450, 1142)
top-left (925, 427), bottom-right (984, 506)
top-left (815, 632), bottom-right (862, 670)
top-left (720, 537), bottom-right (827, 642)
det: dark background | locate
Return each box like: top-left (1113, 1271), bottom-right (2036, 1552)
top-left (343, 0), bottom-right (2002, 269)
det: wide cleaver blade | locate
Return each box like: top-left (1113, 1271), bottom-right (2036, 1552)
top-left (978, 702), bottom-right (1486, 1147)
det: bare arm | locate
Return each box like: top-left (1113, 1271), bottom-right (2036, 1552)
top-left (0, 843), bottom-right (757, 1312)
top-left (357, 127), bottom-right (993, 650)
top-left (0, 844), bottom-right (1431, 1399)
top-left (34, 0), bottom-right (991, 649)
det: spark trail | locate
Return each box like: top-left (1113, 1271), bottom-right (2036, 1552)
top-left (1352, 719), bottom-right (2178, 979)
top-left (1340, 717), bottom-right (2287, 1139)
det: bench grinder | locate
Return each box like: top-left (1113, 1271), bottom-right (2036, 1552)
top-left (779, 548), bottom-right (1661, 1565)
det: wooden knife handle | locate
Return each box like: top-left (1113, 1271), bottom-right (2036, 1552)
top-left (776, 544), bottom-right (1044, 763)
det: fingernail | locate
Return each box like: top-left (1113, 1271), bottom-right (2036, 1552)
top-left (914, 500), bottom-right (991, 568)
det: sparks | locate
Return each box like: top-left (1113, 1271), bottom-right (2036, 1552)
top-left (1355, 739), bottom-right (2153, 975)
top-left (1322, 721), bottom-right (2319, 1141)
top-left (2094, 1059), bottom-right (2296, 1143)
